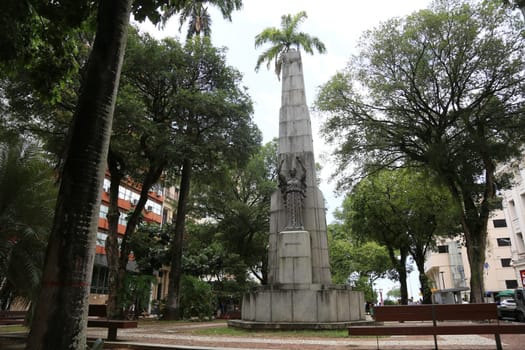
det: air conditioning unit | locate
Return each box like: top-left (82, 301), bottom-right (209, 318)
top-left (131, 199), bottom-right (138, 206)
top-left (146, 205), bottom-right (153, 212)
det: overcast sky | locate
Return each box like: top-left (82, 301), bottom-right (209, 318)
top-left (140, 0), bottom-right (432, 226)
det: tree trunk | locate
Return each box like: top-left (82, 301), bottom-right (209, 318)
top-left (466, 231), bottom-right (487, 303)
top-left (165, 158), bottom-right (192, 320)
top-left (26, 1), bottom-right (132, 348)
top-left (414, 258), bottom-right (432, 304)
top-left (386, 247), bottom-right (409, 305)
top-left (412, 244), bottom-right (432, 304)
top-left (105, 154), bottom-right (125, 319)
top-left (113, 164), bottom-right (164, 318)
top-left (398, 251), bottom-right (409, 305)
top-left (460, 160), bottom-right (493, 303)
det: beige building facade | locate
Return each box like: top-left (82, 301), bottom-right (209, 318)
top-left (500, 152), bottom-right (525, 291)
top-left (425, 209), bottom-right (517, 303)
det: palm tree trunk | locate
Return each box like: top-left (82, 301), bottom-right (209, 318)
top-left (26, 1), bottom-right (132, 348)
top-left (165, 158), bottom-right (192, 320)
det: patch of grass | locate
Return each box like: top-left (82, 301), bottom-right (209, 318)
top-left (138, 318), bottom-right (225, 326)
top-left (193, 326), bottom-right (348, 338)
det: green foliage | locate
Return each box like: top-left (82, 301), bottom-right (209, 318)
top-left (317, 0), bottom-right (525, 191)
top-left (189, 141), bottom-right (277, 283)
top-left (0, 1), bottom-right (95, 100)
top-left (254, 11), bottom-right (326, 79)
top-left (387, 288), bottom-right (401, 300)
top-left (340, 168), bottom-right (459, 303)
top-left (328, 223), bottom-right (394, 301)
top-left (179, 275), bottom-right (216, 320)
top-left (118, 274), bottom-right (156, 318)
top-left (163, 0), bottom-right (243, 39)
top-left (128, 223), bottom-right (171, 274)
top-left (0, 131), bottom-right (57, 308)
top-left (317, 0), bottom-right (525, 302)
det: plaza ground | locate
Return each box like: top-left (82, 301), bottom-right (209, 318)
top-left (2, 319), bottom-right (525, 350)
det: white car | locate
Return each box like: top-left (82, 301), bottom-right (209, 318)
top-left (500, 299), bottom-right (516, 308)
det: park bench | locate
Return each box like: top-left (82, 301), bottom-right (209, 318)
top-left (0, 310), bottom-right (27, 325)
top-left (87, 304), bottom-right (138, 341)
top-left (348, 303), bottom-right (525, 350)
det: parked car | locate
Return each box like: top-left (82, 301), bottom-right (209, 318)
top-left (497, 289), bottom-right (525, 322)
top-left (500, 299), bottom-right (516, 308)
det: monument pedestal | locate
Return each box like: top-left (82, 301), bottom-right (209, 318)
top-left (228, 283), bottom-right (364, 329)
top-left (229, 230), bottom-right (365, 329)
top-left (278, 230), bottom-right (312, 284)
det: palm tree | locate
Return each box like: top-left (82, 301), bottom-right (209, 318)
top-left (254, 11), bottom-right (326, 80)
top-left (162, 0), bottom-right (243, 39)
top-left (0, 133), bottom-right (56, 311)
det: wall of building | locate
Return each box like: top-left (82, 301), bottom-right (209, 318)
top-left (500, 152), bottom-right (525, 290)
top-left (425, 209), bottom-right (516, 302)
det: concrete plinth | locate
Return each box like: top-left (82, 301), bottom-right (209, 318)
top-left (230, 284), bottom-right (365, 329)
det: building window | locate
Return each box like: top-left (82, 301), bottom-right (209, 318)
top-left (96, 232), bottom-right (107, 246)
top-left (90, 265), bottom-right (109, 294)
top-left (118, 211), bottom-right (127, 226)
top-left (99, 205), bottom-right (108, 218)
top-left (497, 238), bottom-right (512, 247)
top-left (493, 219), bottom-right (507, 228)
top-left (505, 280), bottom-right (518, 289)
top-left (501, 258), bottom-right (512, 267)
top-left (437, 245), bottom-right (449, 253)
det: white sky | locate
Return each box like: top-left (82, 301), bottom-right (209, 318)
top-left (139, 0), bottom-right (432, 230)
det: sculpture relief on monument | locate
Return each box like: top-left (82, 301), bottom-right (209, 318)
top-left (278, 156), bottom-right (306, 230)
top-left (228, 49), bottom-right (365, 329)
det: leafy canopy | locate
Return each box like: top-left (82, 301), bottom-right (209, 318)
top-left (254, 11), bottom-right (326, 80)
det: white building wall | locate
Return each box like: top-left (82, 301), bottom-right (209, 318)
top-left (425, 209), bottom-right (516, 301)
top-left (500, 152), bottom-right (525, 288)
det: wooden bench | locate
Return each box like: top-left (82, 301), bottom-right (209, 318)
top-left (87, 304), bottom-right (138, 341)
top-left (348, 303), bottom-right (525, 350)
top-left (0, 310), bottom-right (27, 325)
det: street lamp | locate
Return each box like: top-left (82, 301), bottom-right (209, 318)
top-left (379, 289), bottom-right (383, 305)
top-left (440, 271), bottom-right (446, 289)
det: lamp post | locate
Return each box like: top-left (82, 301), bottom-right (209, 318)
top-left (440, 271), bottom-right (446, 289)
top-left (379, 289), bottom-right (383, 305)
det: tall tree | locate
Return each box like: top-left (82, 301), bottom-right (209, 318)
top-left (254, 11), bottom-right (326, 80)
top-left (26, 1), bottom-right (134, 347)
top-left (316, 0), bottom-right (525, 303)
top-left (0, 131), bottom-right (57, 311)
top-left (163, 0), bottom-right (243, 39)
top-left (192, 141), bottom-right (278, 283)
top-left (327, 223), bottom-right (393, 301)
top-left (0, 1), bottom-right (191, 348)
top-left (103, 28), bottom-right (185, 319)
top-left (153, 36), bottom-right (259, 320)
top-left (341, 169), bottom-right (459, 304)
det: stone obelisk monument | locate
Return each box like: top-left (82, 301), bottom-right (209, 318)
top-left (229, 50), bottom-right (364, 329)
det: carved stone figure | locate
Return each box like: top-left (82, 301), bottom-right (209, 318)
top-left (278, 156), bottom-right (307, 229)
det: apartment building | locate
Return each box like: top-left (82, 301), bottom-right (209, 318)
top-left (89, 175), bottom-right (174, 304)
top-left (500, 152), bottom-right (525, 290)
top-left (425, 209), bottom-right (517, 303)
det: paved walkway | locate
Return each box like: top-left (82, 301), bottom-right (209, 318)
top-left (84, 320), bottom-right (525, 350)
top-left (2, 320), bottom-right (524, 349)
